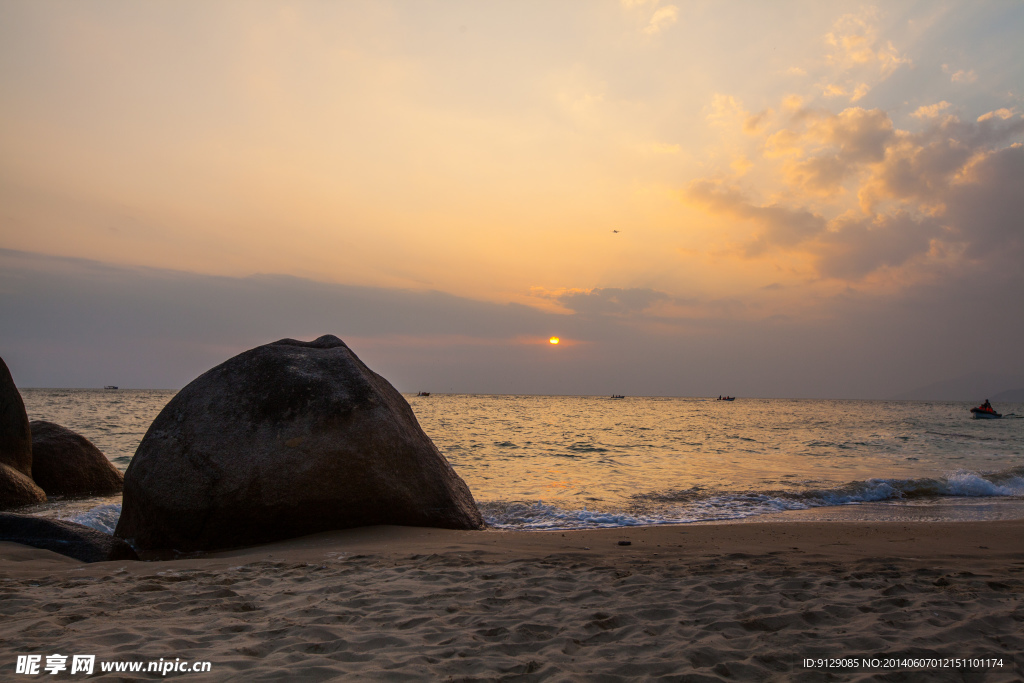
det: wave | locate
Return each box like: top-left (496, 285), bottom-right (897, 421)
top-left (482, 466), bottom-right (1024, 530)
top-left (567, 442), bottom-right (609, 453)
top-left (66, 503), bottom-right (122, 535)
top-left (479, 502), bottom-right (658, 530)
top-left (55, 467), bottom-right (1024, 535)
top-left (642, 466), bottom-right (1024, 505)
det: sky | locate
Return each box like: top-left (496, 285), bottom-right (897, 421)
top-left (1, 0), bottom-right (1022, 398)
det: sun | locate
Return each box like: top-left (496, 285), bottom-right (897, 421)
top-left (549, 337), bottom-right (560, 345)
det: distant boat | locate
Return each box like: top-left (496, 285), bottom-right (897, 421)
top-left (416, 391), bottom-right (431, 397)
top-left (104, 385), bottom-right (118, 390)
top-left (717, 396), bottom-right (735, 401)
top-left (610, 394), bottom-right (625, 399)
top-left (970, 402), bottom-right (1001, 419)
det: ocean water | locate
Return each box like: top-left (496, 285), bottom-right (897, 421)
top-left (17, 390), bottom-right (1024, 533)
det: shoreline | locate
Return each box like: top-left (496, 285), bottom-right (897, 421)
top-left (5, 516), bottom-right (1024, 566)
top-left (19, 494), bottom-right (1024, 537)
top-left (3, 519), bottom-right (1023, 680)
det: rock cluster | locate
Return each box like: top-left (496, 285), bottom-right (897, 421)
top-left (4, 336), bottom-right (484, 560)
top-left (1, 356), bottom-right (123, 512)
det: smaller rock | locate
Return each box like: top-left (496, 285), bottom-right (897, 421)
top-left (30, 421), bottom-right (123, 498)
top-left (0, 356), bottom-right (33, 478)
top-left (0, 512), bottom-right (138, 562)
top-left (0, 462), bottom-right (47, 511)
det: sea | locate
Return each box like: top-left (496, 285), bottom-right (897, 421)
top-left (17, 390), bottom-right (1024, 535)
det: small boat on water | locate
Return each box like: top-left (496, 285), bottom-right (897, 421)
top-left (416, 391), bottom-right (431, 397)
top-left (610, 394), bottom-right (625, 399)
top-left (104, 385), bottom-right (118, 390)
top-left (971, 401), bottom-right (1001, 419)
top-left (717, 395), bottom-right (735, 401)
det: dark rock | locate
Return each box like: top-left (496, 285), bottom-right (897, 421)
top-left (116, 335), bottom-right (484, 552)
top-left (0, 462), bottom-right (47, 510)
top-left (0, 356), bottom-right (33, 478)
top-left (0, 512), bottom-right (138, 562)
top-left (30, 421), bottom-right (124, 497)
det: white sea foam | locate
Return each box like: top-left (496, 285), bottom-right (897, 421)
top-left (483, 467), bottom-right (1024, 529)
top-left (66, 503), bottom-right (122, 535)
top-left (479, 501), bottom-right (690, 529)
top-left (944, 470), bottom-right (1024, 496)
top-left (65, 468), bottom-right (1024, 535)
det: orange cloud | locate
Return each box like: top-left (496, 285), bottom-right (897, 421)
top-left (684, 94), bottom-right (1024, 286)
top-left (977, 108), bottom-right (1015, 122)
top-left (761, 106), bottom-right (896, 195)
top-left (685, 180), bottom-right (827, 256)
top-left (743, 110), bottom-right (773, 135)
top-left (859, 112), bottom-right (1024, 211)
top-left (911, 101), bottom-right (951, 119)
top-left (943, 64), bottom-right (978, 84)
top-left (556, 287), bottom-right (673, 316)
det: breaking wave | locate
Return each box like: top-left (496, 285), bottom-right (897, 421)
top-left (482, 466), bottom-right (1024, 529)
top-left (51, 467), bottom-right (1024, 534)
top-left (66, 503), bottom-right (122, 535)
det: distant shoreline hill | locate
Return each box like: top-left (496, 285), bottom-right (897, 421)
top-left (891, 374), bottom-right (1024, 402)
top-left (992, 388), bottom-right (1024, 402)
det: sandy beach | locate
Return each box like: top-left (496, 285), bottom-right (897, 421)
top-left (2, 520), bottom-right (1022, 681)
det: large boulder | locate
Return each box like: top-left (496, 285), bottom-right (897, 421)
top-left (0, 356), bottom-right (32, 478)
top-left (115, 335), bottom-right (484, 551)
top-left (30, 421), bottom-right (124, 498)
top-left (0, 512), bottom-right (138, 562)
top-left (0, 463), bottom-right (47, 510)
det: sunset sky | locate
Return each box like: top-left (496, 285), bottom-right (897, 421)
top-left (2, 1), bottom-right (1022, 398)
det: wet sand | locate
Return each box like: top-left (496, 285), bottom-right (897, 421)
top-left (2, 520), bottom-right (1023, 681)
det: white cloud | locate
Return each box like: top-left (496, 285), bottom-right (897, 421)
top-left (706, 93), bottom-right (748, 127)
top-left (644, 5), bottom-right (679, 34)
top-left (824, 11), bottom-right (911, 77)
top-left (817, 9), bottom-right (910, 104)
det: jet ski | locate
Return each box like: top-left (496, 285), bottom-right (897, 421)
top-left (970, 402), bottom-right (1001, 419)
